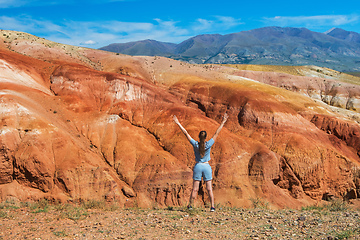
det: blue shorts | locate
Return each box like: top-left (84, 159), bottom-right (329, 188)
top-left (193, 162), bottom-right (212, 181)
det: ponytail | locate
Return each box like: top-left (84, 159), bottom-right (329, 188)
top-left (199, 131), bottom-right (207, 158)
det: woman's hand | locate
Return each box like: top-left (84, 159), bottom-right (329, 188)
top-left (173, 115), bottom-right (193, 142)
top-left (222, 113), bottom-right (229, 123)
top-left (173, 115), bottom-right (180, 125)
top-left (212, 112), bottom-right (228, 141)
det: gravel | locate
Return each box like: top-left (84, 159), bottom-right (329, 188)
top-left (0, 202), bottom-right (359, 239)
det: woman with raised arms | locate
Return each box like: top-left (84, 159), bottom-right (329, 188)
top-left (173, 113), bottom-right (228, 212)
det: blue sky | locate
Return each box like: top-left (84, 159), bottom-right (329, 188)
top-left (0, 0), bottom-right (360, 49)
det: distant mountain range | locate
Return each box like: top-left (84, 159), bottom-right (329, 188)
top-left (99, 27), bottom-right (360, 72)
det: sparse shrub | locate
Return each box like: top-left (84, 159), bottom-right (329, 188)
top-left (0, 199), bottom-right (20, 210)
top-left (186, 206), bottom-right (202, 216)
top-left (326, 199), bottom-right (349, 212)
top-left (106, 202), bottom-right (120, 212)
top-left (53, 230), bottom-right (68, 237)
top-left (301, 205), bottom-right (325, 211)
top-left (170, 214), bottom-right (182, 220)
top-left (302, 199), bottom-right (349, 213)
top-left (57, 204), bottom-right (88, 221)
top-left (0, 210), bottom-right (8, 218)
top-left (29, 199), bottom-right (50, 213)
top-left (81, 199), bottom-right (106, 210)
top-left (214, 203), bottom-right (234, 211)
top-left (333, 228), bottom-right (360, 240)
top-left (250, 197), bottom-right (269, 209)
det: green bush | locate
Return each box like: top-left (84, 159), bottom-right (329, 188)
top-left (53, 230), bottom-right (68, 237)
top-left (0, 199), bottom-right (20, 210)
top-left (0, 210), bottom-right (8, 218)
top-left (29, 199), bottom-right (50, 213)
top-left (326, 199), bottom-right (349, 212)
top-left (57, 204), bottom-right (88, 221)
top-left (301, 205), bottom-right (325, 211)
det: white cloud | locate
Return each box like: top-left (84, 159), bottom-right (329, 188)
top-left (264, 14), bottom-right (360, 29)
top-left (101, 21), bottom-right (154, 33)
top-left (81, 40), bottom-right (97, 45)
top-left (0, 14), bottom-right (245, 48)
top-left (215, 16), bottom-right (243, 28)
top-left (153, 18), bottom-right (189, 39)
top-left (0, 15), bottom-right (64, 34)
top-left (192, 16), bottom-right (243, 33)
top-left (0, 15), bottom-right (193, 47)
top-left (193, 18), bottom-right (213, 32)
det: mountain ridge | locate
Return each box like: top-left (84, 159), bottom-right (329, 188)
top-left (99, 26), bottom-right (360, 72)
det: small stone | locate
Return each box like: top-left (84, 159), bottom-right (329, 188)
top-left (269, 225), bottom-right (276, 230)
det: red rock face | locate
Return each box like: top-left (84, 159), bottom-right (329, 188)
top-left (0, 32), bottom-right (359, 208)
top-left (168, 78), bottom-right (360, 206)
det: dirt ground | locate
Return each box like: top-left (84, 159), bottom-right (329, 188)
top-left (0, 200), bottom-right (359, 240)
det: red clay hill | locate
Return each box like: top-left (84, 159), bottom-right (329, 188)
top-left (0, 30), bottom-right (359, 209)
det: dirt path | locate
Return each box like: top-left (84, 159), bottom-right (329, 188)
top-left (0, 201), bottom-right (359, 239)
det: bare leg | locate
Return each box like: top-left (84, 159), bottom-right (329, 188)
top-left (189, 180), bottom-right (200, 207)
top-left (205, 180), bottom-right (215, 208)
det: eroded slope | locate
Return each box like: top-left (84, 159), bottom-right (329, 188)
top-left (0, 31), bottom-right (359, 209)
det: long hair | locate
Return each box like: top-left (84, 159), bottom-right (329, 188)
top-left (199, 131), bottom-right (207, 158)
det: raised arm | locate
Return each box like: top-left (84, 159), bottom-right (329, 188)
top-left (212, 113), bottom-right (228, 142)
top-left (173, 115), bottom-right (193, 142)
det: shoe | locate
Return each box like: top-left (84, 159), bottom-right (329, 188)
top-left (187, 205), bottom-right (193, 210)
top-left (210, 207), bottom-right (215, 212)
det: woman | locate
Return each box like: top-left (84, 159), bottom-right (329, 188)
top-left (173, 113), bottom-right (228, 212)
